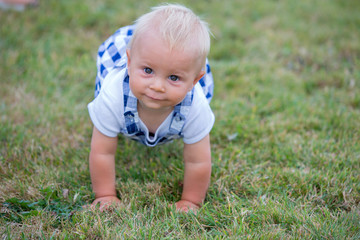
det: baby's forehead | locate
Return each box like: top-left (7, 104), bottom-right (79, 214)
top-left (132, 35), bottom-right (202, 62)
top-left (132, 26), bottom-right (201, 54)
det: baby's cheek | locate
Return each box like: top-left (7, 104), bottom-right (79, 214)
top-left (129, 78), bottom-right (140, 90)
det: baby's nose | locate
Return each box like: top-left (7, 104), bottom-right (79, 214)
top-left (150, 78), bottom-right (165, 92)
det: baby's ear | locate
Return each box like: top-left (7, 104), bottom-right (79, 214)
top-left (126, 49), bottom-right (131, 68)
top-left (193, 70), bottom-right (205, 86)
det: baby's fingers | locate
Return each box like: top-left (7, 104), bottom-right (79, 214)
top-left (173, 200), bottom-right (199, 214)
top-left (82, 200), bottom-right (115, 212)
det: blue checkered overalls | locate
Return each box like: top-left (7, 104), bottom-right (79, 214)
top-left (94, 25), bottom-right (214, 146)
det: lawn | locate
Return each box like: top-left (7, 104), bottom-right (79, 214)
top-left (1, 0), bottom-right (359, 239)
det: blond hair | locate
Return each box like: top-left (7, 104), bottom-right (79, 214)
top-left (128, 4), bottom-right (211, 61)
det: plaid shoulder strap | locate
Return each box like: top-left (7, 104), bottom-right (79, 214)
top-left (122, 73), bottom-right (140, 134)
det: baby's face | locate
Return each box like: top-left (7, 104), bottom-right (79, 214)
top-left (127, 30), bottom-right (205, 112)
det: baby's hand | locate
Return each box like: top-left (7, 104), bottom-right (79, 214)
top-left (175, 200), bottom-right (200, 213)
top-left (88, 196), bottom-right (121, 212)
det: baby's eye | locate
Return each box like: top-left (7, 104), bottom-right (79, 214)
top-left (144, 67), bottom-right (153, 74)
top-left (169, 75), bottom-right (179, 82)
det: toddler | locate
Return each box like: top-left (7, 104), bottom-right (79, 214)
top-left (88, 4), bottom-right (215, 212)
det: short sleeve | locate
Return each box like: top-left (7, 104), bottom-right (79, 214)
top-left (88, 69), bottom-right (125, 137)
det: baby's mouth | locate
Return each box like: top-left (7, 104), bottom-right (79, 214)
top-left (146, 94), bottom-right (163, 101)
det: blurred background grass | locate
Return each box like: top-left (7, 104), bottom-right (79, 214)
top-left (1, 0), bottom-right (359, 239)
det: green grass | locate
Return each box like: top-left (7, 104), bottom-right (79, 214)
top-left (1, 0), bottom-right (359, 239)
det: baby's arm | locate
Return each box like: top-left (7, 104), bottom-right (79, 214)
top-left (176, 134), bottom-right (212, 212)
top-left (89, 126), bottom-right (120, 210)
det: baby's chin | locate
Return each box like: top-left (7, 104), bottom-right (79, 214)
top-left (137, 99), bottom-right (174, 112)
